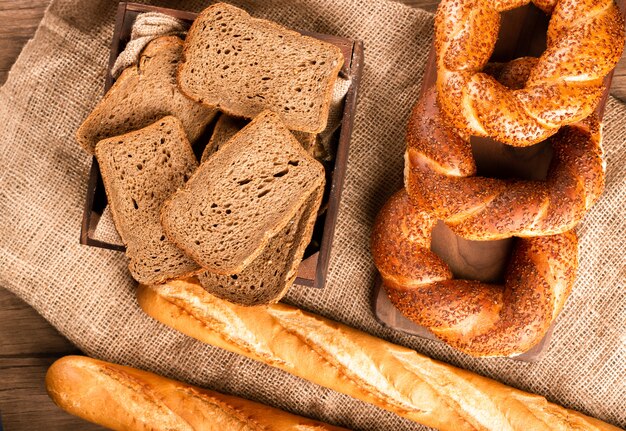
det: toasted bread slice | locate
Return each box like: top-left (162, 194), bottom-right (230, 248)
top-left (201, 114), bottom-right (317, 163)
top-left (201, 114), bottom-right (248, 162)
top-left (198, 186), bottom-right (322, 305)
top-left (161, 111), bottom-right (325, 274)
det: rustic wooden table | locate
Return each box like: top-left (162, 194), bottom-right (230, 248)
top-left (1, 1), bottom-right (625, 429)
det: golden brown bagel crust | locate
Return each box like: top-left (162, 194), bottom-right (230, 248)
top-left (406, 58), bottom-right (605, 240)
top-left (405, 86), bottom-right (604, 240)
top-left (370, 189), bottom-right (578, 357)
top-left (435, 0), bottom-right (624, 146)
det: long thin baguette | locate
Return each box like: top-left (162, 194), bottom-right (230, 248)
top-left (46, 355), bottom-right (349, 431)
top-left (137, 280), bottom-right (621, 431)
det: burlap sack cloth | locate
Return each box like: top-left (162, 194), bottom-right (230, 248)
top-left (0, 0), bottom-right (624, 429)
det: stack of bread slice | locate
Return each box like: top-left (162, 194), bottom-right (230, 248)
top-left (162, 111), bottom-right (325, 305)
top-left (78, 3), bottom-right (343, 304)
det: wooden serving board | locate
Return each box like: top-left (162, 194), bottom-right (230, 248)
top-left (373, 3), bottom-right (622, 362)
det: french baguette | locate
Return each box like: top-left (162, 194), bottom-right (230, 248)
top-left (46, 355), bottom-right (349, 431)
top-left (137, 280), bottom-right (621, 431)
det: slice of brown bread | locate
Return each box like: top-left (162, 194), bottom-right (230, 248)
top-left (177, 3), bottom-right (344, 134)
top-left (95, 116), bottom-right (201, 284)
top-left (161, 111), bottom-right (325, 275)
top-left (197, 186), bottom-right (322, 305)
top-left (293, 130), bottom-right (318, 154)
top-left (77, 36), bottom-right (217, 154)
top-left (201, 114), bottom-right (248, 162)
top-left (201, 114), bottom-right (318, 163)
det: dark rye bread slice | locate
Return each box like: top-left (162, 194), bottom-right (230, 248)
top-left (95, 116), bottom-right (201, 284)
top-left (77, 36), bottom-right (217, 154)
top-left (197, 186), bottom-right (322, 305)
top-left (177, 3), bottom-right (344, 134)
top-left (161, 111), bottom-right (325, 275)
top-left (201, 114), bottom-right (317, 163)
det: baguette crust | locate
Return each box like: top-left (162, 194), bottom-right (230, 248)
top-left (46, 355), bottom-right (349, 430)
top-left (137, 281), bottom-right (620, 431)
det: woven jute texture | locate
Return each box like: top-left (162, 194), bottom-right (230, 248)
top-left (0, 0), bottom-right (625, 429)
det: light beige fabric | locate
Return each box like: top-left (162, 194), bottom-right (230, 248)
top-left (0, 1), bottom-right (624, 430)
top-left (111, 11), bottom-right (187, 77)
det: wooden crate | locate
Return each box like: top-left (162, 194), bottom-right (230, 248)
top-left (80, 2), bottom-right (364, 288)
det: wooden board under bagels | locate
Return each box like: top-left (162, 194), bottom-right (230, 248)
top-left (373, 1), bottom-right (624, 360)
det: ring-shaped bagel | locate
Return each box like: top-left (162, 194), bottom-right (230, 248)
top-left (435, 0), bottom-right (624, 146)
top-left (370, 189), bottom-right (578, 357)
top-left (406, 58), bottom-right (604, 240)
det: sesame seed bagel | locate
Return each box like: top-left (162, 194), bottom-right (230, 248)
top-left (406, 58), bottom-right (605, 240)
top-left (435, 0), bottom-right (624, 146)
top-left (370, 189), bottom-right (578, 357)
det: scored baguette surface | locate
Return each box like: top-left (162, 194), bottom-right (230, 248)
top-left (198, 184), bottom-right (323, 305)
top-left (95, 116), bottom-right (201, 284)
top-left (77, 36), bottom-right (217, 154)
top-left (46, 355), bottom-right (349, 431)
top-left (177, 3), bottom-right (344, 133)
top-left (161, 111), bottom-right (325, 275)
top-left (137, 280), bottom-right (621, 431)
top-left (201, 114), bottom-right (317, 163)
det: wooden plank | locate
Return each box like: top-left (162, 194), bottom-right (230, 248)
top-left (0, 357), bottom-right (104, 430)
top-left (0, 287), bottom-right (89, 428)
top-left (0, 288), bottom-right (80, 357)
top-left (0, 0), bottom-right (50, 85)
